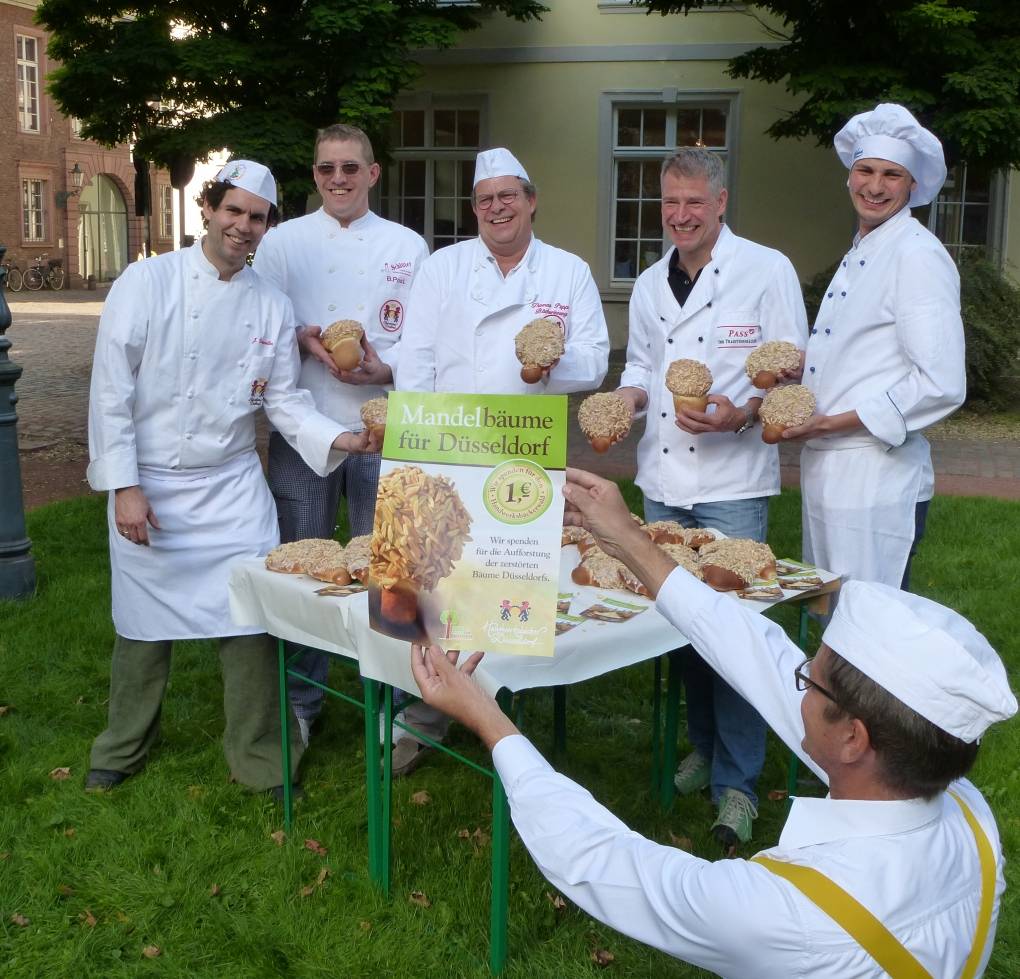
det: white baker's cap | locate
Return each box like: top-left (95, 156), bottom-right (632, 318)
top-left (214, 159), bottom-right (278, 207)
top-left (822, 581), bottom-right (1016, 743)
top-left (473, 147), bottom-right (530, 188)
top-left (834, 103), bottom-right (947, 207)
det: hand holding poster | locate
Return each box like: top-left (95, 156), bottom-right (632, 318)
top-left (369, 392), bottom-right (566, 657)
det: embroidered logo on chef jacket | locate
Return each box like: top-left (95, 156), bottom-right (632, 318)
top-left (383, 261), bottom-right (413, 286)
top-left (379, 299), bottom-right (404, 332)
top-left (249, 377), bottom-right (268, 406)
top-left (715, 322), bottom-right (761, 349)
top-left (530, 302), bottom-right (568, 332)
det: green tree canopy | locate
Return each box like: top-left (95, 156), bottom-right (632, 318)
top-left (38, 0), bottom-right (545, 213)
top-left (642, 0), bottom-right (1020, 169)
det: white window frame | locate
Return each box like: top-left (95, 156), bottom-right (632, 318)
top-left (596, 90), bottom-right (739, 292)
top-left (16, 34), bottom-right (40, 134)
top-left (22, 178), bottom-right (46, 242)
top-left (159, 184), bottom-right (174, 238)
top-left (924, 162), bottom-right (1008, 263)
top-left (380, 94), bottom-right (489, 252)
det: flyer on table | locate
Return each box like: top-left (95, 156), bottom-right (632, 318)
top-left (368, 391), bottom-right (567, 658)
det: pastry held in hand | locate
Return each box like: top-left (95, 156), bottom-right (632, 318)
top-left (698, 538), bottom-right (776, 592)
top-left (665, 359), bottom-right (713, 413)
top-left (744, 341), bottom-right (802, 390)
top-left (759, 384), bottom-right (816, 443)
top-left (371, 465), bottom-right (473, 623)
top-left (577, 392), bottom-right (632, 453)
top-left (321, 319), bottom-right (364, 371)
top-left (514, 318), bottom-right (565, 383)
top-left (360, 396), bottom-right (388, 442)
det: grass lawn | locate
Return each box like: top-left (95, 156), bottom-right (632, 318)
top-left (1, 487), bottom-right (1018, 977)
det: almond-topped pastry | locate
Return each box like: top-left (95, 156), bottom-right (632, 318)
top-left (759, 384), bottom-right (816, 444)
top-left (561, 525), bottom-right (591, 547)
top-left (643, 520), bottom-right (687, 545)
top-left (698, 539), bottom-right (776, 592)
top-left (360, 396), bottom-right (388, 442)
top-left (665, 359), bottom-right (713, 413)
top-left (306, 540), bottom-right (353, 585)
top-left (515, 318), bottom-right (565, 383)
top-left (658, 542), bottom-right (703, 579)
top-left (321, 319), bottom-right (364, 371)
top-left (744, 341), bottom-right (802, 390)
top-left (266, 538), bottom-right (345, 575)
top-left (571, 546), bottom-right (650, 597)
top-left (577, 392), bottom-right (632, 453)
top-left (343, 534), bottom-right (372, 583)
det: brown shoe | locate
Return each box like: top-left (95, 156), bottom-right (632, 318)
top-left (391, 738), bottom-right (433, 777)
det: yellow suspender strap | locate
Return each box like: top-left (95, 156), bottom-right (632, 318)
top-left (948, 790), bottom-right (996, 979)
top-left (751, 789), bottom-right (996, 979)
top-left (750, 855), bottom-right (933, 979)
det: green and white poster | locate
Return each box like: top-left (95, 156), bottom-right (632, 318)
top-left (368, 391), bottom-right (567, 657)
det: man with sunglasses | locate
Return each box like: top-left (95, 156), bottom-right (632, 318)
top-left (384, 147), bottom-right (609, 774)
top-left (253, 124), bottom-right (428, 743)
top-left (409, 468), bottom-right (1016, 977)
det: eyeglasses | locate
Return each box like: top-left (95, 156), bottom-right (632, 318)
top-left (793, 657), bottom-right (840, 706)
top-left (473, 189), bottom-right (522, 210)
top-left (315, 162), bottom-right (363, 177)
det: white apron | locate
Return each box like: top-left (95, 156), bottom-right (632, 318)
top-left (109, 451), bottom-right (279, 640)
top-left (801, 433), bottom-right (929, 588)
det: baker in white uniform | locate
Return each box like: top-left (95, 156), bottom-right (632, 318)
top-left (783, 104), bottom-right (966, 590)
top-left (384, 147), bottom-right (609, 775)
top-left (616, 147), bottom-right (808, 848)
top-left (409, 468), bottom-right (1016, 978)
top-left (85, 160), bottom-right (374, 796)
top-left (253, 124), bottom-right (429, 743)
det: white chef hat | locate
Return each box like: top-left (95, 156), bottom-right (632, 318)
top-left (214, 159), bottom-right (278, 207)
top-left (834, 103), bottom-right (947, 206)
top-left (473, 147), bottom-right (530, 188)
top-left (822, 581), bottom-right (1016, 743)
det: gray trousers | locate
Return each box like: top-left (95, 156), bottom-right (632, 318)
top-left (90, 633), bottom-right (304, 791)
top-left (267, 431), bottom-right (381, 721)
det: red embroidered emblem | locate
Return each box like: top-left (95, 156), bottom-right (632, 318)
top-left (380, 299), bottom-right (404, 333)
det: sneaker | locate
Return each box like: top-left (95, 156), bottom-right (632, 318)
top-left (391, 737), bottom-right (433, 778)
top-left (711, 788), bottom-right (758, 853)
top-left (673, 750), bottom-right (710, 795)
top-left (85, 768), bottom-right (131, 792)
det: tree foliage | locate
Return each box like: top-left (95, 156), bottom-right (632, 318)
top-left (37, 0), bottom-right (545, 213)
top-left (641, 1), bottom-right (1020, 169)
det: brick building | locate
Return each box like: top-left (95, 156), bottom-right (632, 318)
top-left (1, 0), bottom-right (173, 285)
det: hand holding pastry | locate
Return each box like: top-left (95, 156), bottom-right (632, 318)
top-left (744, 341), bottom-right (802, 390)
top-left (515, 319), bottom-right (565, 384)
top-left (321, 320), bottom-right (365, 372)
top-left (360, 396), bottom-right (388, 445)
top-left (758, 384), bottom-right (816, 443)
top-left (297, 325), bottom-right (342, 379)
top-left (338, 336), bottom-right (394, 387)
top-left (577, 392), bottom-right (632, 452)
top-left (665, 359), bottom-right (712, 417)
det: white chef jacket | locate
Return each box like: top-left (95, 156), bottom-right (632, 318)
top-left (494, 568), bottom-right (1004, 977)
top-left (253, 208), bottom-right (429, 429)
top-left (387, 236), bottom-right (609, 395)
top-left (87, 242), bottom-right (347, 639)
top-left (620, 226), bottom-right (807, 507)
top-left (801, 208), bottom-right (965, 584)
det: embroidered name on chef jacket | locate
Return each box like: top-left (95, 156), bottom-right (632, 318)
top-left (383, 260), bottom-right (413, 286)
top-left (715, 322), bottom-right (761, 349)
top-left (531, 302), bottom-right (569, 331)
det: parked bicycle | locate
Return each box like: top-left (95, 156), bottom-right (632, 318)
top-left (2, 256), bottom-right (23, 292)
top-left (23, 255), bottom-right (65, 291)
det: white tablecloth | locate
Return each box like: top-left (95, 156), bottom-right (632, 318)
top-left (228, 549), bottom-right (840, 698)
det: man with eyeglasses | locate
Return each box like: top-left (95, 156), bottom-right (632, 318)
top-left (384, 147), bottom-right (610, 774)
top-left (408, 467), bottom-right (1015, 977)
top-left (253, 124), bottom-right (428, 744)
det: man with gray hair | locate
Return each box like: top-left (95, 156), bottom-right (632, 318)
top-left (253, 124), bottom-right (429, 743)
top-left (614, 147), bottom-right (808, 849)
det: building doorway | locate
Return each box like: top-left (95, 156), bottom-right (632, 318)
top-left (78, 175), bottom-right (128, 281)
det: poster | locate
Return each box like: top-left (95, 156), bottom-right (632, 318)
top-left (368, 391), bottom-right (567, 657)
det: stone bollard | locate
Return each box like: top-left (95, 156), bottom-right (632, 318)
top-left (0, 244), bottom-right (37, 599)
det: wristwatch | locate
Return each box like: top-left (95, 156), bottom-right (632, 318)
top-left (734, 403), bottom-right (756, 435)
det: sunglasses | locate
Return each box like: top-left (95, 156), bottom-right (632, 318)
top-left (315, 162), bottom-right (364, 177)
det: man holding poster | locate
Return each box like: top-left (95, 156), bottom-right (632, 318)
top-left (381, 147), bottom-right (610, 774)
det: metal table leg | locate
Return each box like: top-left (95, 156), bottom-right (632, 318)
top-left (650, 656), bottom-right (662, 792)
top-left (553, 686), bottom-right (567, 756)
top-left (277, 638), bottom-right (293, 832)
top-left (363, 678), bottom-right (383, 887)
top-left (659, 646), bottom-right (685, 810)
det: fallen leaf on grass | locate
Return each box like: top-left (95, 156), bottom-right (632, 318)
top-left (471, 828), bottom-right (490, 849)
top-left (187, 785), bottom-right (204, 800)
top-left (408, 890), bottom-right (431, 908)
top-left (410, 790), bottom-right (431, 806)
top-left (456, 828), bottom-right (470, 839)
top-left (545, 892), bottom-right (566, 911)
top-left (304, 838), bottom-right (328, 857)
top-left (668, 832), bottom-right (692, 852)
top-left (0, 852), bottom-right (9, 860)
top-left (50, 767), bottom-right (72, 781)
top-left (767, 789), bottom-right (788, 802)
top-left (209, 884), bottom-right (221, 898)
top-left (63, 828), bottom-right (76, 838)
top-left (80, 910), bottom-right (97, 928)
top-left (0, 705), bottom-right (10, 716)
top-left (359, 920), bottom-right (372, 932)
top-left (299, 867), bottom-right (330, 898)
top-left (11, 913), bottom-right (29, 927)
top-left (142, 945), bottom-right (161, 959)
top-left (115, 911), bottom-right (130, 924)
top-left (270, 830), bottom-right (286, 846)
top-left (57, 884), bottom-right (75, 897)
top-left (591, 948), bottom-right (615, 967)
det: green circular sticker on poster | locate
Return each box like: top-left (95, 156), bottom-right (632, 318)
top-left (483, 459), bottom-right (553, 524)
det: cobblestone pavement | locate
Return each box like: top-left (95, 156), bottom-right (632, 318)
top-left (7, 290), bottom-right (1020, 500)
